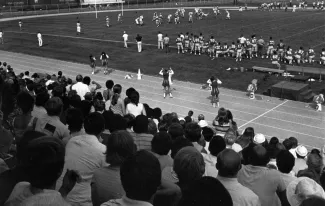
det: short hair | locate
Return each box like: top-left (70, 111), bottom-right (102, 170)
top-left (289, 137), bottom-right (298, 148)
top-left (209, 136), bottom-right (226, 157)
top-left (276, 150), bottom-right (295, 174)
top-left (249, 145), bottom-right (270, 167)
top-left (171, 137), bottom-right (193, 159)
top-left (282, 138), bottom-right (293, 150)
top-left (66, 108), bottom-right (83, 133)
top-left (76, 74), bottom-right (83, 82)
top-left (16, 131), bottom-right (46, 162)
top-left (84, 112), bottom-right (105, 136)
top-left (106, 130), bottom-right (136, 166)
top-left (173, 146), bottom-right (205, 185)
top-left (133, 115), bottom-right (148, 133)
top-left (152, 107), bottom-right (162, 119)
top-left (17, 91), bottom-right (34, 114)
top-left (185, 122), bottom-right (202, 142)
top-left (217, 149), bottom-right (241, 177)
top-left (224, 129), bottom-right (237, 146)
top-left (80, 100), bottom-right (92, 118)
top-left (148, 119), bottom-right (157, 135)
top-left (21, 136), bottom-right (65, 189)
top-left (120, 150), bottom-right (161, 201)
top-left (179, 176), bottom-right (233, 206)
top-left (125, 87), bottom-right (136, 98)
top-left (152, 131), bottom-right (172, 155)
top-left (82, 76), bottom-right (91, 85)
top-left (24, 71), bottom-right (29, 76)
top-left (93, 99), bottom-right (105, 112)
top-left (168, 123), bottom-right (184, 140)
top-left (45, 97), bottom-right (63, 116)
top-left (202, 127), bottom-right (214, 142)
top-left (130, 91), bottom-right (140, 106)
top-left (267, 137), bottom-right (285, 159)
top-left (124, 114), bottom-right (135, 129)
top-left (188, 110), bottom-right (194, 116)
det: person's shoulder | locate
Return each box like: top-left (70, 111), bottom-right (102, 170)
top-left (100, 199), bottom-right (123, 206)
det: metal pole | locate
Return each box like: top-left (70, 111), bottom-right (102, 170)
top-left (121, 1), bottom-right (123, 15)
top-left (68, 3), bottom-right (70, 12)
top-left (95, 0), bottom-right (97, 18)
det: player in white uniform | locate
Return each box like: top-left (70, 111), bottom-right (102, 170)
top-left (307, 48), bottom-right (315, 63)
top-left (118, 13), bottom-right (122, 23)
top-left (320, 48), bottom-right (325, 64)
top-left (106, 16), bottom-right (110, 27)
top-left (225, 10), bottom-right (230, 20)
top-left (188, 12), bottom-right (193, 23)
top-left (293, 4), bottom-right (297, 12)
top-left (76, 21), bottom-right (81, 35)
top-left (167, 14), bottom-right (172, 23)
top-left (19, 20), bottom-right (22, 31)
top-left (157, 31), bottom-right (163, 49)
top-left (0, 30), bottom-right (3, 44)
top-left (37, 31), bottom-right (42, 47)
top-left (122, 31), bottom-right (128, 48)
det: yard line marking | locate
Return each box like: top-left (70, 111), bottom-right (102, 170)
top-left (2, 51), bottom-right (325, 122)
top-left (239, 100), bottom-right (289, 129)
top-left (312, 41), bottom-right (325, 48)
top-left (283, 24), bottom-right (325, 40)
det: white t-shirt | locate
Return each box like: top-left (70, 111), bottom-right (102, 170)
top-left (0, 32), bottom-right (3, 38)
top-left (122, 33), bottom-right (128, 41)
top-left (37, 33), bottom-right (42, 39)
top-left (71, 82), bottom-right (90, 100)
top-left (238, 37), bottom-right (246, 44)
top-left (126, 103), bottom-right (144, 117)
top-left (157, 33), bottom-right (163, 41)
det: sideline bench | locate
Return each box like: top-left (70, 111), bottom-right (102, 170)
top-left (286, 65), bottom-right (325, 81)
top-left (252, 66), bottom-right (284, 75)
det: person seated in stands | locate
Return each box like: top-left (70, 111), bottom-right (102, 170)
top-left (212, 108), bottom-right (230, 137)
top-left (151, 131), bottom-right (173, 171)
top-left (297, 149), bottom-right (323, 184)
top-left (293, 145), bottom-right (308, 175)
top-left (184, 122), bottom-right (206, 153)
top-left (224, 129), bottom-right (242, 153)
top-left (276, 150), bottom-right (296, 188)
top-left (128, 115), bottom-right (153, 151)
top-left (32, 91), bottom-right (49, 119)
top-left (202, 135), bottom-right (226, 170)
top-left (266, 137), bottom-right (285, 169)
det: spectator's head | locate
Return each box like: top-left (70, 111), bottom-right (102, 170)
top-left (296, 145), bottom-right (308, 159)
top-left (217, 149), bottom-right (241, 178)
top-left (16, 131), bottom-right (46, 163)
top-left (173, 146), bottom-right (205, 188)
top-left (17, 91), bottom-right (34, 114)
top-left (24, 71), bottom-right (29, 76)
top-left (168, 123), bottom-right (184, 140)
top-left (300, 196), bottom-right (325, 206)
top-left (306, 152), bottom-right (323, 174)
top-left (45, 97), bottom-right (63, 116)
top-left (120, 150), bottom-right (161, 202)
top-left (213, 108), bottom-right (229, 126)
top-left (76, 74), bottom-right (83, 82)
top-left (46, 75), bottom-right (51, 80)
top-left (66, 108), bottom-right (83, 133)
top-left (125, 87), bottom-right (136, 98)
top-left (147, 119), bottom-right (157, 135)
top-left (52, 85), bottom-right (65, 98)
top-left (198, 114), bottom-right (204, 121)
top-left (184, 116), bottom-right (192, 124)
top-left (84, 92), bottom-right (93, 101)
top-left (209, 135), bottom-right (226, 157)
top-left (93, 99), bottom-right (105, 112)
top-left (242, 127), bottom-right (255, 141)
top-left (106, 130), bottom-right (136, 166)
top-left (84, 112), bottom-right (105, 137)
top-left (236, 127), bottom-right (254, 149)
top-left (249, 145), bottom-right (270, 167)
top-left (80, 100), bottom-right (92, 118)
top-left (151, 131), bottom-right (172, 156)
top-left (188, 110), bottom-right (193, 117)
top-left (224, 129), bottom-right (237, 147)
top-left (202, 127), bottom-right (214, 142)
top-left (133, 115), bottom-right (149, 134)
top-left (289, 137), bottom-right (298, 148)
top-left (105, 80), bottom-right (114, 89)
top-left (286, 177), bottom-right (325, 206)
top-left (276, 150), bottom-right (295, 174)
top-left (267, 137), bottom-right (286, 159)
top-left (82, 76), bottom-right (91, 86)
top-left (283, 138), bottom-right (293, 150)
top-left (171, 137), bottom-right (193, 159)
top-left (253, 133), bottom-right (268, 148)
top-left (68, 93), bottom-right (81, 109)
top-left (185, 122), bottom-right (202, 143)
top-left (130, 91), bottom-right (140, 106)
top-left (21, 136), bottom-right (65, 189)
top-left (179, 176), bottom-right (233, 206)
top-left (67, 78), bottom-right (72, 85)
top-left (152, 107), bottom-right (162, 120)
top-left (124, 114), bottom-right (135, 129)
top-left (58, 71), bottom-right (62, 77)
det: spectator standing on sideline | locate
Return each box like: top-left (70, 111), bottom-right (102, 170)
top-left (37, 31), bottom-right (42, 47)
top-left (158, 31), bottom-right (163, 49)
top-left (72, 74), bottom-right (90, 100)
top-left (122, 31), bottom-right (128, 48)
top-left (135, 34), bottom-right (142, 52)
top-left (217, 149), bottom-right (261, 206)
top-left (163, 34), bottom-right (170, 53)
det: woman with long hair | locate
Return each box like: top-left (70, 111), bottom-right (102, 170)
top-left (159, 68), bottom-right (173, 98)
top-left (89, 55), bottom-right (96, 75)
top-left (100, 52), bottom-right (109, 75)
top-left (109, 84), bottom-right (126, 116)
top-left (125, 91), bottom-right (146, 117)
top-left (210, 76), bottom-right (222, 108)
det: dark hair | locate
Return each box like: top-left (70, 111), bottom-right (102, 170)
top-left (276, 150), bottom-right (295, 174)
top-left (217, 149), bottom-right (241, 177)
top-left (152, 108), bottom-right (162, 120)
top-left (106, 130), bottom-right (136, 166)
top-left (267, 137), bottom-right (285, 159)
top-left (52, 85), bottom-right (65, 98)
top-left (17, 91), bottom-right (34, 114)
top-left (68, 94), bottom-right (82, 109)
top-left (151, 131), bottom-right (172, 155)
top-left (282, 138), bottom-right (293, 150)
top-left (58, 71), bottom-right (62, 76)
top-left (125, 87), bottom-right (136, 98)
top-left (80, 100), bottom-right (92, 118)
top-left (84, 112), bottom-right (105, 136)
top-left (185, 122), bottom-right (202, 142)
top-left (16, 131), bottom-right (46, 162)
top-left (209, 136), bottom-right (226, 157)
top-left (124, 114), bottom-right (135, 129)
top-left (133, 115), bottom-right (148, 133)
top-left (249, 145), bottom-right (270, 167)
top-left (300, 196), bottom-right (325, 206)
top-left (21, 137), bottom-right (65, 189)
top-left (320, 172), bottom-right (325, 191)
top-left (147, 119), bottom-right (157, 135)
top-left (82, 76), bottom-right (91, 86)
top-left (111, 84), bottom-right (122, 106)
top-left (130, 91), bottom-right (140, 106)
top-left (188, 110), bottom-right (194, 117)
top-left (168, 123), bottom-right (184, 140)
top-left (45, 97), bottom-right (63, 116)
top-left (175, 177), bottom-right (234, 206)
top-left (226, 110), bottom-right (234, 121)
top-left (66, 108), bottom-right (83, 133)
top-left (120, 150), bottom-right (161, 201)
top-left (76, 74), bottom-right (83, 82)
top-left (202, 127), bottom-right (214, 142)
top-left (171, 137), bottom-right (193, 159)
top-left (93, 99), bottom-right (105, 112)
top-left (67, 78), bottom-right (72, 85)
top-left (214, 108), bottom-right (229, 126)
top-left (288, 137), bottom-right (298, 148)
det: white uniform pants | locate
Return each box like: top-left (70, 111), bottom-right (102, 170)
top-left (38, 38), bottom-right (42, 47)
top-left (158, 40), bottom-right (163, 49)
top-left (124, 40), bottom-right (128, 48)
top-left (137, 41), bottom-right (142, 52)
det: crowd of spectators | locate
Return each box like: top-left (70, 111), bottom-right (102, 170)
top-left (0, 63), bottom-right (325, 206)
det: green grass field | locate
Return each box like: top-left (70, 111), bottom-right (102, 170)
top-left (0, 8), bottom-right (325, 94)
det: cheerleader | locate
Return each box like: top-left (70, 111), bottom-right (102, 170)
top-left (159, 68), bottom-right (173, 98)
top-left (100, 52), bottom-right (110, 74)
top-left (314, 94), bottom-right (324, 111)
top-left (89, 55), bottom-right (96, 75)
top-left (76, 21), bottom-right (81, 35)
top-left (210, 76), bottom-right (222, 108)
top-left (247, 79), bottom-right (257, 99)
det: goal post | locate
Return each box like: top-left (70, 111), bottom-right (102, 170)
top-left (80, 0), bottom-right (125, 18)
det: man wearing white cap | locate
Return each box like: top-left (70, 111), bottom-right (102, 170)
top-left (293, 145), bottom-right (308, 175)
top-left (253, 133), bottom-right (267, 147)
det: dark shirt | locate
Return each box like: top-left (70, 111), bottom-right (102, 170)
top-left (135, 36), bottom-right (142, 42)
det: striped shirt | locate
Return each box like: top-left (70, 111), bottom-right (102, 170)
top-left (128, 132), bottom-right (153, 151)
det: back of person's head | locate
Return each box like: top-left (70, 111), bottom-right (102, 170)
top-left (147, 119), bottom-right (157, 135)
top-left (80, 100), bottom-right (92, 118)
top-left (130, 91), bottom-right (140, 106)
top-left (179, 176), bottom-right (233, 206)
top-left (45, 97), bottom-right (63, 116)
top-left (168, 123), bottom-right (184, 140)
top-left (67, 78), bottom-right (72, 85)
top-left (93, 99), bottom-right (105, 112)
top-left (84, 112), bottom-right (105, 136)
top-left (66, 108), bottom-right (83, 133)
top-left (202, 127), bottom-right (214, 142)
top-left (152, 131), bottom-right (172, 156)
top-left (16, 131), bottom-right (46, 162)
top-left (21, 136), bottom-right (65, 189)
top-left (226, 110), bottom-right (234, 121)
top-left (76, 74), bottom-right (83, 82)
top-left (173, 146), bottom-right (205, 185)
top-left (276, 150), bottom-right (295, 174)
top-left (111, 84), bottom-right (122, 106)
top-left (306, 152), bottom-right (323, 173)
top-left (125, 87), bottom-right (136, 98)
top-left (52, 85), bottom-right (65, 98)
top-left (17, 91), bottom-right (34, 114)
top-left (68, 93), bottom-right (81, 109)
top-left (214, 107), bottom-right (229, 126)
top-left (267, 137), bottom-right (286, 159)
top-left (209, 135), bottom-right (226, 157)
top-left (24, 71), bottom-right (29, 76)
top-left (133, 115), bottom-right (149, 133)
top-left (253, 133), bottom-right (268, 148)
top-left (46, 75), bottom-right (51, 80)
top-left (82, 76), bottom-right (91, 85)
top-left (120, 150), bottom-right (161, 202)
top-left (188, 110), bottom-right (193, 117)
top-left (171, 137), bottom-right (193, 159)
top-left (106, 130), bottom-right (136, 166)
top-left (105, 80), bottom-right (114, 89)
top-left (283, 138), bottom-right (293, 150)
top-left (21, 191), bottom-right (71, 206)
top-left (152, 107), bottom-right (162, 120)
top-left (289, 137), bottom-right (298, 148)
top-left (124, 114), bottom-right (135, 129)
top-left (224, 129), bottom-right (237, 146)
top-left (242, 127), bottom-right (255, 139)
top-left (185, 122), bottom-right (202, 143)
top-left (249, 145), bottom-right (270, 167)
top-left (217, 149), bottom-right (241, 177)
top-left (300, 196), bottom-right (325, 206)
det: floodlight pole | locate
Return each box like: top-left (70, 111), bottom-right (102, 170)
top-left (122, 1), bottom-right (124, 16)
top-left (95, 0), bottom-right (98, 19)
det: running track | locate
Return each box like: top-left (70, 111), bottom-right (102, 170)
top-left (1, 50), bottom-right (324, 150)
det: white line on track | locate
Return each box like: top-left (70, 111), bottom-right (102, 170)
top-left (282, 24), bottom-right (325, 40)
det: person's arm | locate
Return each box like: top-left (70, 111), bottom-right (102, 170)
top-left (92, 81), bottom-right (102, 90)
top-left (159, 69), bottom-right (164, 75)
top-left (125, 104), bottom-right (130, 114)
top-left (59, 169), bottom-right (81, 198)
top-left (169, 68), bottom-right (174, 75)
top-left (141, 104), bottom-right (147, 116)
top-left (121, 98), bottom-right (126, 115)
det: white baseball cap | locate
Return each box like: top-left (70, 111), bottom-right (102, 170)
top-left (296, 145), bottom-right (308, 157)
top-left (253, 133), bottom-right (266, 144)
top-left (198, 120), bottom-right (208, 128)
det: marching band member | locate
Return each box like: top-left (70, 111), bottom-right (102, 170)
top-left (320, 48), bottom-right (325, 65)
top-left (277, 39), bottom-right (285, 62)
top-left (247, 79), bottom-right (257, 99)
top-left (314, 94), bottom-right (324, 111)
top-left (266, 36), bottom-right (275, 58)
top-left (307, 47), bottom-right (315, 63)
